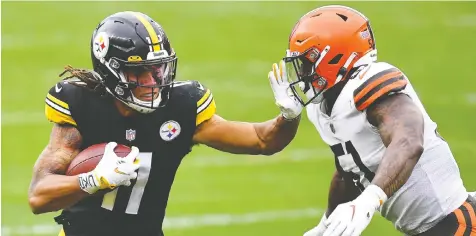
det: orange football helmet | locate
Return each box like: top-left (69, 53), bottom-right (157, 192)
top-left (284, 5), bottom-right (377, 106)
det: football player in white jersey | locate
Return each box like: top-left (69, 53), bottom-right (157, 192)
top-left (266, 5), bottom-right (476, 236)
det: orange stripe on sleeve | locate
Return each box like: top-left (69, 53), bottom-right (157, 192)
top-left (354, 70), bottom-right (402, 102)
top-left (356, 79), bottom-right (408, 111)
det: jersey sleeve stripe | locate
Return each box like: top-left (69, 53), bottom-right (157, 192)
top-left (197, 89), bottom-right (211, 107)
top-left (46, 93), bottom-right (70, 110)
top-left (196, 99), bottom-right (216, 126)
top-left (197, 93), bottom-right (214, 114)
top-left (45, 98), bottom-right (71, 115)
top-left (354, 68), bottom-right (402, 103)
top-left (45, 104), bottom-right (77, 126)
top-left (356, 79), bottom-right (408, 111)
top-left (355, 75), bottom-right (406, 108)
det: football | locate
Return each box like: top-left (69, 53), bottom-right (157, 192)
top-left (66, 143), bottom-right (132, 176)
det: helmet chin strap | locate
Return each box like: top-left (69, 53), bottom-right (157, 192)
top-left (334, 52), bottom-right (359, 84)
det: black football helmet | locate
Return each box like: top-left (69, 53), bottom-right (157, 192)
top-left (91, 11), bottom-right (177, 113)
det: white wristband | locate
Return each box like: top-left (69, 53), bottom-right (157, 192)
top-left (363, 184), bottom-right (388, 207)
top-left (78, 172), bottom-right (99, 194)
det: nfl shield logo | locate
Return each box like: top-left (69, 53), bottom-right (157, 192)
top-left (126, 129), bottom-right (136, 141)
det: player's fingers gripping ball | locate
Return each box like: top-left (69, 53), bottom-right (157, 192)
top-left (70, 142), bottom-right (141, 194)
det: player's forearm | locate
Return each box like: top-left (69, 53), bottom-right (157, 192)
top-left (28, 174), bottom-right (88, 214)
top-left (254, 114), bottom-right (300, 155)
top-left (326, 171), bottom-right (361, 217)
top-left (371, 136), bottom-right (423, 197)
top-left (366, 94), bottom-right (424, 197)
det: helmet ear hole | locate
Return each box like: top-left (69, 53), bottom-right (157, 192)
top-left (328, 54), bottom-right (343, 65)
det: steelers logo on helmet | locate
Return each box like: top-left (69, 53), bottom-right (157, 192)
top-left (93, 32), bottom-right (109, 60)
top-left (159, 120), bottom-right (181, 141)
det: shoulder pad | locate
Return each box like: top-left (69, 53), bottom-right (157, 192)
top-left (172, 80), bottom-right (216, 126)
top-left (44, 81), bottom-right (80, 126)
top-left (353, 62), bottom-right (408, 111)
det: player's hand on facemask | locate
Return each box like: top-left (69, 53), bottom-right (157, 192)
top-left (268, 59), bottom-right (303, 120)
top-left (78, 142), bottom-right (140, 194)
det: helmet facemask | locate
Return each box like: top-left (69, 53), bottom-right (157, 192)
top-left (101, 50), bottom-right (178, 113)
top-left (284, 46), bottom-right (330, 106)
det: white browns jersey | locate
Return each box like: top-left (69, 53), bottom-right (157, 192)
top-left (306, 61), bottom-right (468, 234)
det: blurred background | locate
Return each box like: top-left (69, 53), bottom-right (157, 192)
top-left (2, 1), bottom-right (475, 235)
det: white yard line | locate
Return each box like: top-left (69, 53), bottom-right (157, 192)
top-left (2, 207), bottom-right (323, 236)
top-left (1, 111), bottom-right (46, 126)
top-left (465, 93), bottom-right (476, 105)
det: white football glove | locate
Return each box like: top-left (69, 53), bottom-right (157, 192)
top-left (268, 60), bottom-right (303, 120)
top-left (78, 142), bottom-right (140, 194)
top-left (324, 185), bottom-right (387, 236)
top-left (303, 213), bottom-right (328, 236)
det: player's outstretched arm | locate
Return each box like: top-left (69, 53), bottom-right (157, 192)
top-left (28, 123), bottom-right (87, 214)
top-left (193, 113), bottom-right (300, 155)
top-left (192, 60), bottom-right (302, 156)
top-left (366, 93), bottom-right (424, 197)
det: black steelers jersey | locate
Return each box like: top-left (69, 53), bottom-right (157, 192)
top-left (45, 80), bottom-right (216, 236)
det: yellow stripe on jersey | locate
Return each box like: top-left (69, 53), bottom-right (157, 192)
top-left (45, 104), bottom-right (77, 126)
top-left (47, 93), bottom-right (69, 110)
top-left (197, 89), bottom-right (211, 107)
top-left (58, 228), bottom-right (65, 236)
top-left (196, 98), bottom-right (216, 126)
top-left (45, 93), bottom-right (76, 126)
top-left (196, 89), bottom-right (216, 126)
top-left (131, 12), bottom-right (161, 52)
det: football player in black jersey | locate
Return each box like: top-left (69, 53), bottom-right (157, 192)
top-left (28, 11), bottom-right (303, 236)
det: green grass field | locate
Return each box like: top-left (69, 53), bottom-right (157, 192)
top-left (2, 1), bottom-right (476, 235)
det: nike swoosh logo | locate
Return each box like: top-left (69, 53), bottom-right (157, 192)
top-left (359, 65), bottom-right (372, 80)
top-left (197, 83), bottom-right (204, 90)
top-left (55, 84), bottom-right (63, 93)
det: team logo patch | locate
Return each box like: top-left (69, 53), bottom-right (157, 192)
top-left (126, 129), bottom-right (136, 141)
top-left (160, 120), bottom-right (181, 141)
top-left (93, 32), bottom-right (109, 60)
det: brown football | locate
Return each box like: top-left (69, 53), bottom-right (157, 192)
top-left (66, 143), bottom-right (132, 176)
